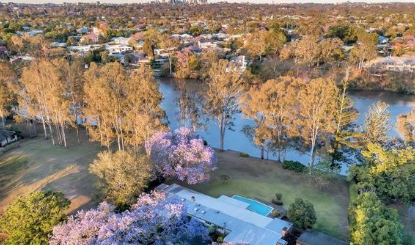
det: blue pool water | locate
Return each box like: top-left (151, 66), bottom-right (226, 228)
top-left (232, 195), bottom-right (273, 216)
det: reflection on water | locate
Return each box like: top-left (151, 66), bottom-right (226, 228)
top-left (157, 78), bottom-right (415, 175)
top-left (350, 90), bottom-right (415, 137)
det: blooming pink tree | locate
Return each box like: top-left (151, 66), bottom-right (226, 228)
top-left (146, 127), bottom-right (217, 184)
top-left (50, 191), bottom-right (209, 245)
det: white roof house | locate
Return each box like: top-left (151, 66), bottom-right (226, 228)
top-left (111, 37), bottom-right (131, 46)
top-left (105, 45), bottom-right (133, 54)
top-left (69, 45), bottom-right (101, 53)
top-left (159, 184), bottom-right (292, 245)
top-left (364, 56), bottom-right (415, 72)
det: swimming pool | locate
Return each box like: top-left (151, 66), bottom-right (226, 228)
top-left (232, 195), bottom-right (273, 216)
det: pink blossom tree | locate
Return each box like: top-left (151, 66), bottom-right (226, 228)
top-left (146, 127), bottom-right (217, 184)
top-left (50, 191), bottom-right (209, 245)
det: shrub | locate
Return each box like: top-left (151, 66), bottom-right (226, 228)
top-left (220, 174), bottom-right (231, 184)
top-left (0, 191), bottom-right (70, 245)
top-left (208, 225), bottom-right (217, 235)
top-left (275, 193), bottom-right (282, 201)
top-left (287, 198), bottom-right (316, 229)
top-left (240, 152), bottom-right (250, 157)
top-left (272, 210), bottom-right (280, 217)
top-left (272, 199), bottom-right (283, 205)
top-left (282, 160), bottom-right (306, 173)
top-left (217, 236), bottom-right (224, 243)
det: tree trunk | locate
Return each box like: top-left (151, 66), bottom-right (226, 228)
top-left (41, 117), bottom-right (48, 140)
top-left (1, 116), bottom-right (5, 129)
top-left (260, 146), bottom-right (264, 160)
top-left (309, 139), bottom-right (316, 175)
top-left (169, 56), bottom-right (173, 75)
top-left (75, 113), bottom-right (80, 144)
top-left (61, 125), bottom-right (67, 148)
top-left (219, 115), bottom-right (225, 151)
top-left (48, 122), bottom-right (55, 145)
top-left (220, 132), bottom-right (225, 151)
top-left (56, 124), bottom-right (62, 145)
top-left (277, 148), bottom-right (281, 163)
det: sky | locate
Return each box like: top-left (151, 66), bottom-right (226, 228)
top-left (2, 0), bottom-right (415, 4)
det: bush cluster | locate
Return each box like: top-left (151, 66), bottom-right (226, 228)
top-left (282, 160), bottom-right (306, 173)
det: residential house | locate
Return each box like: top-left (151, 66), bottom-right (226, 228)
top-left (230, 55), bottom-right (250, 71)
top-left (77, 27), bottom-right (89, 34)
top-left (198, 39), bottom-right (218, 49)
top-left (69, 45), bottom-right (101, 54)
top-left (105, 45), bottom-right (133, 54)
top-left (364, 56), bottom-right (415, 72)
top-left (51, 42), bottom-right (67, 48)
top-left (28, 29), bottom-right (43, 37)
top-left (111, 37), bottom-right (131, 46)
top-left (81, 33), bottom-right (99, 44)
top-left (158, 184), bottom-right (293, 245)
top-left (0, 130), bottom-right (18, 148)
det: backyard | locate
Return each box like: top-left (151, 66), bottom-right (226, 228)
top-left (177, 150), bottom-right (350, 241)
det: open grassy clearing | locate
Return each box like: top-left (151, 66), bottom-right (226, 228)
top-left (0, 128), bottom-right (102, 215)
top-left (175, 150), bottom-right (350, 241)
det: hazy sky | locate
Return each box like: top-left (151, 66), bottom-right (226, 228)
top-left (2, 0), bottom-right (415, 4)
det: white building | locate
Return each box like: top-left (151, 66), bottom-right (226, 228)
top-left (365, 56), bottom-right (415, 72)
top-left (198, 39), bottom-right (218, 49)
top-left (111, 37), bottom-right (131, 46)
top-left (230, 55), bottom-right (250, 71)
top-left (105, 45), bottom-right (133, 54)
top-left (159, 184), bottom-right (292, 245)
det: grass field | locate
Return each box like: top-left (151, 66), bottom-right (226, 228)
top-left (176, 150), bottom-right (350, 241)
top-left (0, 128), bottom-right (102, 215)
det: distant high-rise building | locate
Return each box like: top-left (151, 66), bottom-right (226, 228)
top-left (168, 0), bottom-right (207, 5)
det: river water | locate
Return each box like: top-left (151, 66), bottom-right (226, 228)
top-left (157, 78), bottom-right (415, 175)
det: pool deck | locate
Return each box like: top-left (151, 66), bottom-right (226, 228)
top-left (232, 195), bottom-right (274, 216)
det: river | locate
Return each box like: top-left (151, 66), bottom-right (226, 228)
top-left (157, 78), bottom-right (415, 175)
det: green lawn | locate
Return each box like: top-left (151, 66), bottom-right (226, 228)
top-left (176, 150), bottom-right (350, 241)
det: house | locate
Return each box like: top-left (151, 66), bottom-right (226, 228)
top-left (364, 56), bottom-right (415, 72)
top-left (81, 33), bottom-right (99, 44)
top-left (378, 36), bottom-right (389, 44)
top-left (69, 45), bottom-right (101, 54)
top-left (51, 42), bottom-right (67, 48)
top-left (105, 45), bottom-right (133, 54)
top-left (111, 37), bottom-right (131, 46)
top-left (0, 130), bottom-right (18, 148)
top-left (198, 39), bottom-right (218, 49)
top-left (296, 231), bottom-right (348, 245)
top-left (230, 55), bottom-right (250, 71)
top-left (28, 30), bottom-right (43, 37)
top-left (158, 183), bottom-right (292, 245)
top-left (77, 27), bottom-right (89, 34)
